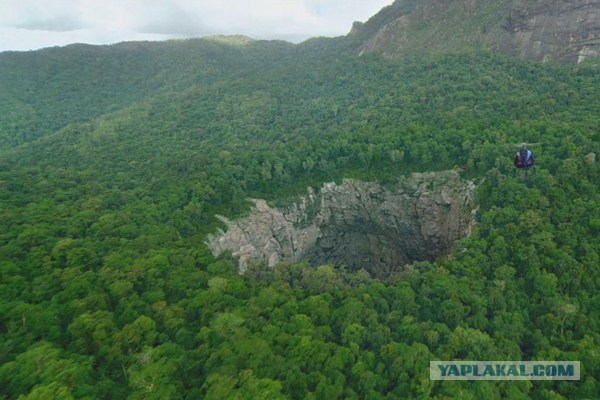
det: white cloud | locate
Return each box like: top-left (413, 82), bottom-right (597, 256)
top-left (0, 0), bottom-right (393, 52)
top-left (15, 14), bottom-right (87, 32)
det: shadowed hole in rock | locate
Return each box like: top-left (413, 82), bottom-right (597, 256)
top-left (207, 171), bottom-right (476, 278)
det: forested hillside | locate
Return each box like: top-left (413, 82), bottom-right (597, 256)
top-left (1, 30), bottom-right (600, 399)
top-left (0, 36), bottom-right (296, 148)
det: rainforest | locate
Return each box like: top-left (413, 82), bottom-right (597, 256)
top-left (1, 13), bottom-right (600, 400)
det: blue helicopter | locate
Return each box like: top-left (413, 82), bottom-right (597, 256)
top-left (513, 144), bottom-right (536, 180)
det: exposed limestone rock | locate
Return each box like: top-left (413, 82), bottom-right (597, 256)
top-left (494, 0), bottom-right (600, 64)
top-left (207, 171), bottom-right (476, 277)
top-left (351, 0), bottom-right (600, 64)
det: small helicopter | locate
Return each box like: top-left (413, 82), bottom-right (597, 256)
top-left (513, 143), bottom-right (536, 180)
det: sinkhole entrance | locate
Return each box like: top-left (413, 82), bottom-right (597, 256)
top-left (207, 171), bottom-right (476, 278)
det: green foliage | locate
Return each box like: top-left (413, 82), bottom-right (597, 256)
top-left (0, 35), bottom-right (599, 399)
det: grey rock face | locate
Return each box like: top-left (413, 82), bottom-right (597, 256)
top-left (495, 0), bottom-right (600, 64)
top-left (351, 0), bottom-right (600, 64)
top-left (206, 171), bottom-right (476, 277)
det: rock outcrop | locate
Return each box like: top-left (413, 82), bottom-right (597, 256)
top-left (350, 0), bottom-right (600, 64)
top-left (207, 171), bottom-right (476, 277)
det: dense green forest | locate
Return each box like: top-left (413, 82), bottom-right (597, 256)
top-left (1, 34), bottom-right (599, 399)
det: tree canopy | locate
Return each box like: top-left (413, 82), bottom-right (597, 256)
top-left (0, 37), bottom-right (599, 399)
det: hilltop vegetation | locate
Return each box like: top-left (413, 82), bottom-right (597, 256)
top-left (0, 37), bottom-right (297, 148)
top-left (1, 33), bottom-right (599, 399)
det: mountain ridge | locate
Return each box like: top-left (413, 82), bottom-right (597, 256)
top-left (349, 0), bottom-right (600, 64)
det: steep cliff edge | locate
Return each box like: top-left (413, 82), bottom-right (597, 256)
top-left (349, 0), bottom-right (600, 64)
top-left (207, 171), bottom-right (476, 277)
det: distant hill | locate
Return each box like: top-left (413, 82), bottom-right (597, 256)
top-left (0, 37), bottom-right (297, 149)
top-left (3, 1), bottom-right (599, 149)
top-left (348, 0), bottom-right (600, 63)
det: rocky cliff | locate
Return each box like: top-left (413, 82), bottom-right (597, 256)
top-left (350, 0), bottom-right (600, 64)
top-left (207, 171), bottom-right (476, 277)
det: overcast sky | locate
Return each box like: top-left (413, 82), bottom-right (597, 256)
top-left (0, 0), bottom-right (394, 52)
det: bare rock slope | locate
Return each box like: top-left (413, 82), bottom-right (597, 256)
top-left (207, 171), bottom-right (476, 277)
top-left (350, 0), bottom-right (600, 64)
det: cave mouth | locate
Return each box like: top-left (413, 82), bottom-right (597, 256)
top-left (304, 178), bottom-right (473, 278)
top-left (207, 171), bottom-right (476, 276)
top-left (308, 224), bottom-right (443, 278)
